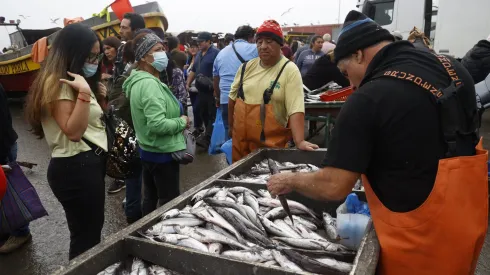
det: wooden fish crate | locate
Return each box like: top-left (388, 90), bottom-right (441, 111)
top-left (53, 149), bottom-right (379, 275)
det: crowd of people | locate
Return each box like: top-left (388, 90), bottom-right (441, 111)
top-left (0, 9), bottom-right (489, 274)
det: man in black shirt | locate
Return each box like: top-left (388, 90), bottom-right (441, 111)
top-left (267, 11), bottom-right (485, 274)
top-left (302, 54), bottom-right (350, 91)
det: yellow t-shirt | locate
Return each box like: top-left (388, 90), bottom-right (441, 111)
top-left (229, 56), bottom-right (305, 126)
top-left (41, 84), bottom-right (108, 158)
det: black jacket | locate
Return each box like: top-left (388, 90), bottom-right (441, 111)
top-left (0, 84), bottom-right (18, 164)
top-left (461, 40), bottom-right (490, 84)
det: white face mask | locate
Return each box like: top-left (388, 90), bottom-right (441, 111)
top-left (82, 63), bottom-right (98, 77)
top-left (150, 51), bottom-right (169, 72)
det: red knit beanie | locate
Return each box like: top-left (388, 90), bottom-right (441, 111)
top-left (256, 20), bottom-right (284, 46)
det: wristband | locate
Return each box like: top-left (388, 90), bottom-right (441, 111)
top-left (78, 97), bottom-right (90, 103)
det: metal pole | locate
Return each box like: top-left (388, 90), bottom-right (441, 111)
top-left (338, 0), bottom-right (342, 24)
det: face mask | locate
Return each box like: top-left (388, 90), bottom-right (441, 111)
top-left (82, 63), bottom-right (98, 77)
top-left (151, 52), bottom-right (168, 72)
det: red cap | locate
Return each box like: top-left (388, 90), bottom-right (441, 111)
top-left (256, 20), bottom-right (284, 46)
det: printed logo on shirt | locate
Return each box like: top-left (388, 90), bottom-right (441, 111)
top-left (269, 81), bottom-right (281, 90)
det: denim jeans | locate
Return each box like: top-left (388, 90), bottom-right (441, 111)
top-left (7, 142), bottom-right (30, 237)
top-left (125, 165), bottom-right (142, 221)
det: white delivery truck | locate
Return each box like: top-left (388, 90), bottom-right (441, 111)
top-left (356, 0), bottom-right (490, 58)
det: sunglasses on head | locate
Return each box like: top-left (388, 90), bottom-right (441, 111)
top-left (87, 52), bottom-right (104, 63)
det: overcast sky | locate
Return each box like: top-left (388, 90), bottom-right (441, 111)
top-left (1, 0), bottom-right (358, 48)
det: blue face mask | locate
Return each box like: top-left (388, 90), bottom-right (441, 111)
top-left (82, 63), bottom-right (98, 77)
top-left (151, 52), bottom-right (168, 72)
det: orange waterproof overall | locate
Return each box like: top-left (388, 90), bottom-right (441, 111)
top-left (232, 61), bottom-right (292, 163)
top-left (363, 54), bottom-right (489, 274)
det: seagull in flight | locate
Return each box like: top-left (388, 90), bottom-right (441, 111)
top-left (281, 7), bottom-right (293, 17)
top-left (50, 18), bottom-right (60, 24)
top-left (19, 15), bottom-right (30, 19)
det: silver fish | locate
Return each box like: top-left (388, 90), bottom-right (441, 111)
top-left (208, 242), bottom-right (223, 254)
top-left (244, 192), bottom-right (260, 214)
top-left (323, 212), bottom-right (340, 241)
top-left (272, 237), bottom-right (346, 252)
top-left (190, 207), bottom-right (243, 241)
top-left (294, 223), bottom-right (327, 241)
top-left (222, 249), bottom-right (272, 263)
top-left (271, 250), bottom-right (304, 272)
top-left (315, 258), bottom-right (354, 273)
top-left (227, 213), bottom-right (275, 248)
top-left (241, 204), bottom-right (264, 230)
top-left (257, 214), bottom-right (299, 238)
top-left (259, 206), bottom-right (272, 215)
top-left (160, 218), bottom-right (204, 227)
top-left (214, 207), bottom-right (264, 235)
top-left (174, 226), bottom-right (249, 250)
top-left (193, 200), bottom-right (207, 209)
top-left (177, 238), bottom-right (209, 253)
top-left (97, 262), bottom-right (121, 275)
top-left (203, 198), bottom-right (249, 222)
top-left (215, 187), bottom-right (228, 201)
top-left (155, 234), bottom-right (190, 244)
top-left (205, 223), bottom-right (238, 242)
top-left (289, 215), bottom-right (318, 231)
top-left (146, 222), bottom-right (177, 236)
top-left (148, 265), bottom-right (181, 275)
top-left (225, 197), bottom-right (235, 203)
top-left (161, 209), bottom-right (180, 220)
top-left (262, 260), bottom-right (278, 267)
top-left (258, 189), bottom-right (272, 198)
top-left (282, 249), bottom-right (348, 274)
top-left (237, 194), bottom-right (244, 205)
top-left (191, 187), bottom-right (221, 202)
top-left (181, 205), bottom-right (192, 213)
top-left (131, 258), bottom-right (147, 275)
top-left (268, 159), bottom-right (294, 224)
top-left (273, 219), bottom-right (302, 238)
top-left (228, 186), bottom-right (259, 196)
top-left (257, 197), bottom-right (318, 219)
top-left (177, 213), bottom-right (196, 219)
top-left (264, 207), bottom-right (316, 221)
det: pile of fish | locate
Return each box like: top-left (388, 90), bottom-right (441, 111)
top-left (97, 257), bottom-right (180, 275)
top-left (228, 159), bottom-right (320, 184)
top-left (138, 184), bottom-right (356, 274)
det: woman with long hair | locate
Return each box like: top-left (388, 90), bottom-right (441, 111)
top-left (101, 36), bottom-right (121, 81)
top-left (296, 35), bottom-right (325, 76)
top-left (25, 23), bottom-right (108, 260)
top-left (122, 32), bottom-right (190, 215)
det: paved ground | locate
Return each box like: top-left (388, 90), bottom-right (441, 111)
top-left (0, 99), bottom-right (489, 274)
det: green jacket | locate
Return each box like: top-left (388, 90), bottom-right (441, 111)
top-left (123, 70), bottom-right (186, 153)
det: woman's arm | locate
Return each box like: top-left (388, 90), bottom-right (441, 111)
top-left (53, 72), bottom-right (93, 142)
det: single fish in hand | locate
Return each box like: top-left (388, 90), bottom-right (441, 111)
top-left (323, 212), bottom-right (340, 241)
top-left (190, 207), bottom-right (243, 241)
top-left (161, 209), bottom-right (180, 220)
top-left (268, 158), bottom-right (293, 224)
top-left (271, 250), bottom-right (304, 272)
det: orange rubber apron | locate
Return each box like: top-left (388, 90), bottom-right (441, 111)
top-left (363, 139), bottom-right (488, 274)
top-left (231, 61), bottom-right (292, 163)
top-left (232, 98), bottom-right (292, 162)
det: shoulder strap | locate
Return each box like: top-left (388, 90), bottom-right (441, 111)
top-left (263, 60), bottom-right (291, 104)
top-left (232, 42), bottom-right (246, 63)
top-left (237, 61), bottom-right (248, 100)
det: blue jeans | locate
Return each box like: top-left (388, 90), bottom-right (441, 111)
top-left (125, 164), bottom-right (142, 221)
top-left (221, 104), bottom-right (230, 141)
top-left (7, 142), bottom-right (30, 237)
